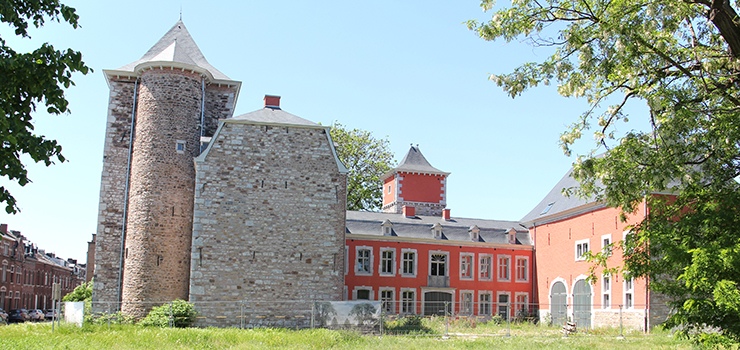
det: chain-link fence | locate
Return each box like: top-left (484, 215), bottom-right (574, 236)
top-left (86, 300), bottom-right (651, 337)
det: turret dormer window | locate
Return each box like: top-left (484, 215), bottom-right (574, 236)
top-left (469, 225), bottom-right (480, 242)
top-left (381, 219), bottom-right (393, 236)
top-left (431, 223), bottom-right (443, 240)
top-left (507, 228), bottom-right (517, 244)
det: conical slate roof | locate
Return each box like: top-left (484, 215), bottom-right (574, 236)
top-left (392, 146), bottom-right (449, 175)
top-left (113, 20), bottom-right (232, 81)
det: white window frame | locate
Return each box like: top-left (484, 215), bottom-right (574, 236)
top-left (175, 140), bottom-right (186, 154)
top-left (515, 256), bottom-right (529, 282)
top-left (400, 288), bottom-right (416, 315)
top-left (460, 253), bottom-right (474, 280)
top-left (497, 254), bottom-right (511, 282)
top-left (514, 292), bottom-right (529, 316)
top-left (478, 291), bottom-right (492, 316)
top-left (479, 254), bottom-right (492, 281)
top-left (355, 246), bottom-right (373, 276)
top-left (400, 248), bottom-right (417, 277)
top-left (379, 287), bottom-right (395, 314)
top-left (603, 275), bottom-right (611, 309)
top-left (624, 274), bottom-right (634, 309)
top-left (353, 286), bottom-right (373, 300)
top-left (575, 239), bottom-right (590, 261)
top-left (429, 251), bottom-right (449, 277)
top-left (601, 234), bottom-right (612, 255)
top-left (379, 248), bottom-right (396, 277)
top-left (460, 290), bottom-right (474, 316)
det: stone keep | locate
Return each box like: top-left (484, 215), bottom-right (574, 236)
top-left (93, 21), bottom-right (240, 317)
top-left (189, 96), bottom-right (348, 327)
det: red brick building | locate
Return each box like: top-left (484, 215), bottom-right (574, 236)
top-left (345, 146), bottom-right (534, 318)
top-left (0, 224), bottom-right (84, 311)
top-left (521, 169), bottom-right (670, 330)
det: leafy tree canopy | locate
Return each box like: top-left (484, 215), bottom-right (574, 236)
top-left (62, 280), bottom-right (92, 302)
top-left (330, 123), bottom-right (393, 211)
top-left (469, 0), bottom-right (740, 342)
top-left (0, 0), bottom-right (90, 213)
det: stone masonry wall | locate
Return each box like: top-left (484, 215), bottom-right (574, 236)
top-left (121, 69), bottom-right (203, 318)
top-left (593, 308), bottom-right (647, 331)
top-left (204, 85), bottom-right (237, 137)
top-left (92, 77), bottom-right (136, 310)
top-left (649, 290), bottom-right (672, 329)
top-left (190, 122), bottom-right (346, 328)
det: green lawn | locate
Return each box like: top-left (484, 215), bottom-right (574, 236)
top-left (0, 321), bottom-right (693, 349)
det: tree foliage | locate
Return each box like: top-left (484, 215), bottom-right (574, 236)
top-left (0, 0), bottom-right (90, 213)
top-left (139, 299), bottom-right (197, 328)
top-left (62, 279), bottom-right (92, 302)
top-left (469, 0), bottom-right (740, 341)
top-left (330, 123), bottom-right (393, 211)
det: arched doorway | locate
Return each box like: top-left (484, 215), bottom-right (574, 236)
top-left (550, 281), bottom-right (567, 325)
top-left (424, 291), bottom-right (452, 316)
top-left (573, 279), bottom-right (592, 328)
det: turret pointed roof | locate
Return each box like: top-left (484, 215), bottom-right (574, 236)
top-left (389, 146), bottom-right (449, 176)
top-left (107, 20), bottom-right (234, 83)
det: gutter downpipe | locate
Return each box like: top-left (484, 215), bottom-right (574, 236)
top-left (200, 76), bottom-right (206, 140)
top-left (117, 78), bottom-right (139, 308)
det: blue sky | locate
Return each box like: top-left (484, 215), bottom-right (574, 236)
top-left (0, 1), bottom-right (625, 261)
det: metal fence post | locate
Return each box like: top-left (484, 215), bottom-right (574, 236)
top-left (618, 304), bottom-right (624, 339)
top-left (240, 301), bottom-right (244, 329)
top-left (310, 301), bottom-right (315, 329)
top-left (107, 302), bottom-right (112, 329)
top-left (506, 302), bottom-right (511, 337)
top-left (169, 302), bottom-right (174, 328)
top-left (444, 301), bottom-right (449, 337)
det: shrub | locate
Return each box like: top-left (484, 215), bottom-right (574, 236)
top-left (139, 300), bottom-right (196, 328)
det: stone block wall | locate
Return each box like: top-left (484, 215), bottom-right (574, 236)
top-left (92, 77), bottom-right (136, 310)
top-left (190, 122), bottom-right (346, 328)
top-left (593, 308), bottom-right (646, 331)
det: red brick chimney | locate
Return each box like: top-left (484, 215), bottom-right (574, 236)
top-left (402, 205), bottom-right (415, 218)
top-left (0, 224), bottom-right (6, 234)
top-left (264, 95), bottom-right (281, 109)
top-left (442, 209), bottom-right (451, 221)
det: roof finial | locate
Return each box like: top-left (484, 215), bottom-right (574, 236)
top-left (179, 6), bottom-right (182, 21)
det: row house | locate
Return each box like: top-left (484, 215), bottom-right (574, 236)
top-left (0, 224), bottom-right (85, 311)
top-left (344, 146), bottom-right (535, 318)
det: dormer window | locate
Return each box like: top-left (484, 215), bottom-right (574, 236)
top-left (431, 223), bottom-right (443, 239)
top-left (381, 219), bottom-right (393, 236)
top-left (469, 225), bottom-right (480, 242)
top-left (507, 228), bottom-right (517, 244)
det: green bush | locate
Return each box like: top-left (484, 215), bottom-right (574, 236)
top-left (139, 299), bottom-right (196, 328)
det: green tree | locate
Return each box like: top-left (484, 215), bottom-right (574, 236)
top-left (330, 123), bottom-right (393, 211)
top-left (469, 0), bottom-right (740, 342)
top-left (0, 0), bottom-right (90, 213)
top-left (62, 280), bottom-right (92, 302)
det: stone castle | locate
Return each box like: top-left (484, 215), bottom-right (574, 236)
top-left (93, 20), bottom-right (347, 325)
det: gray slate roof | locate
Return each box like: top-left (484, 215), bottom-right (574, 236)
top-left (520, 168), bottom-right (598, 226)
top-left (346, 211), bottom-right (531, 245)
top-left (231, 107), bottom-right (321, 128)
top-left (392, 146), bottom-right (449, 175)
top-left (116, 20), bottom-right (232, 81)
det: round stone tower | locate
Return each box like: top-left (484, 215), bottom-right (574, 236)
top-left (93, 20), bottom-right (240, 318)
top-left (120, 68), bottom-right (202, 317)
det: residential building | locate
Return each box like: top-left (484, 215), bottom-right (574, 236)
top-left (346, 147), bottom-right (534, 318)
top-left (521, 169), bottom-right (671, 330)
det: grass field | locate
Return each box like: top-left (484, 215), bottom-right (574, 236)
top-left (0, 320), bottom-right (694, 349)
